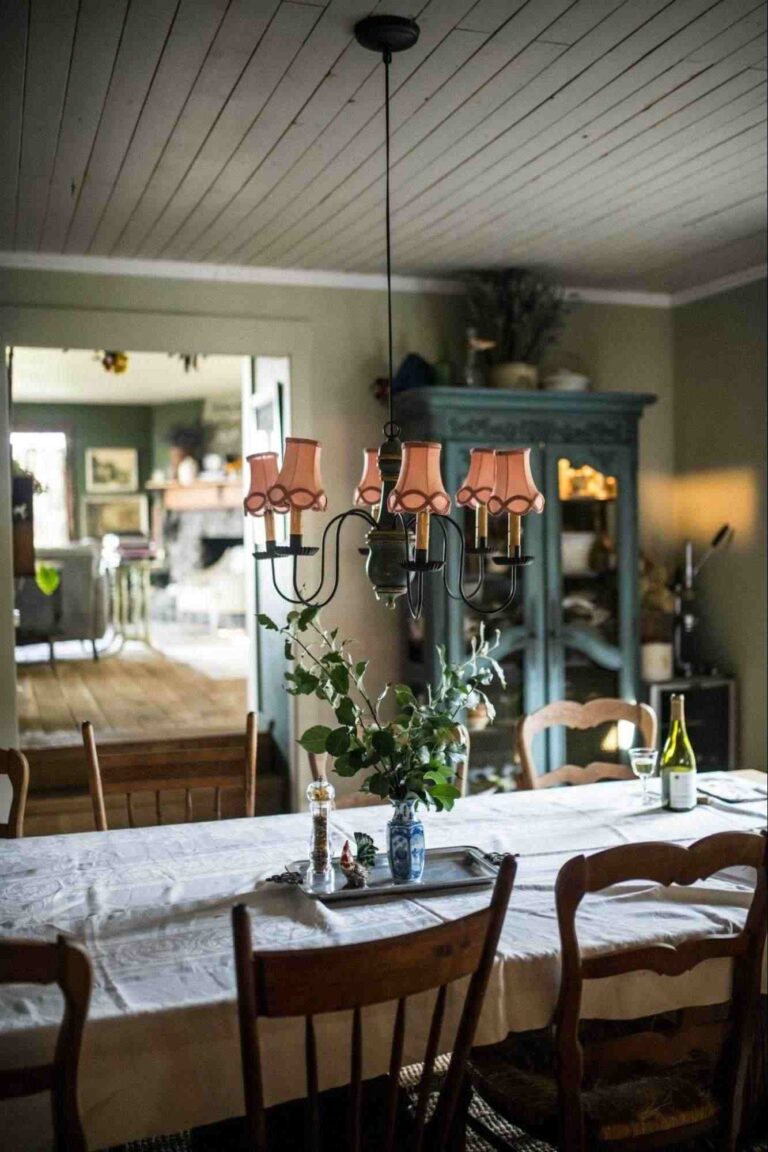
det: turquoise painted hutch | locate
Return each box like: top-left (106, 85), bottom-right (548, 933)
top-left (394, 387), bottom-right (656, 786)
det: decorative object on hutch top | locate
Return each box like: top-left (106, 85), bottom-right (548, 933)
top-left (395, 387), bottom-right (655, 783)
top-left (464, 268), bottom-right (570, 390)
top-left (243, 15), bottom-right (544, 621)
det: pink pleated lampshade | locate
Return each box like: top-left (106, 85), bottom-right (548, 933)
top-left (354, 448), bottom-right (382, 507)
top-left (244, 452), bottom-right (286, 515)
top-left (488, 449), bottom-right (545, 516)
top-left (387, 441), bottom-right (451, 516)
top-left (269, 437), bottom-right (328, 511)
top-left (456, 448), bottom-right (496, 508)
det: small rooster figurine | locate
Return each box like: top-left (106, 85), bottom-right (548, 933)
top-left (340, 840), bottom-right (369, 889)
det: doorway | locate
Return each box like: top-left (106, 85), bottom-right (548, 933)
top-left (11, 347), bottom-right (253, 752)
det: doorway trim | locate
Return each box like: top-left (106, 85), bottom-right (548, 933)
top-left (0, 304), bottom-right (312, 800)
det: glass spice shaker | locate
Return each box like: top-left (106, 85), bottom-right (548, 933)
top-left (306, 776), bottom-right (335, 889)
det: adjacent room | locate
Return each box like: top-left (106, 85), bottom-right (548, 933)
top-left (12, 346), bottom-right (249, 738)
top-left (0, 3), bottom-right (765, 1151)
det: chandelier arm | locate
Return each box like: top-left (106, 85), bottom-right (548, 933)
top-left (437, 513), bottom-right (520, 615)
top-left (269, 556), bottom-right (309, 607)
top-left (289, 508), bottom-right (378, 608)
top-left (405, 568), bottom-right (424, 620)
top-left (435, 516), bottom-right (483, 603)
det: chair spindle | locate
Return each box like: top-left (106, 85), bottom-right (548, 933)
top-left (414, 983), bottom-right (447, 1148)
top-left (304, 1015), bottom-right (320, 1152)
top-left (349, 1005), bottom-right (363, 1152)
top-left (383, 997), bottom-right (407, 1152)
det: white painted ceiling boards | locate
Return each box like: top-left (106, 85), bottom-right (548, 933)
top-left (0, 0), bottom-right (765, 291)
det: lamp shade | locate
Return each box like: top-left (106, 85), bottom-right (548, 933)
top-left (387, 441), bottom-right (451, 516)
top-left (268, 437), bottom-right (327, 511)
top-left (244, 452), bottom-right (286, 515)
top-left (353, 448), bottom-right (382, 507)
top-left (488, 449), bottom-right (545, 516)
top-left (456, 448), bottom-right (496, 508)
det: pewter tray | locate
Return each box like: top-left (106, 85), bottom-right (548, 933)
top-left (288, 845), bottom-right (499, 904)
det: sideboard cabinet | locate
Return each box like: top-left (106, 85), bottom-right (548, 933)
top-left (395, 388), bottom-right (656, 785)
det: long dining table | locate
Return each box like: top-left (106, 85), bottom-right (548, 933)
top-left (1, 771), bottom-right (765, 1150)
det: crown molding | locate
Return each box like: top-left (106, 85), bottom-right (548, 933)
top-left (0, 252), bottom-right (764, 308)
top-left (0, 252), bottom-right (462, 295)
top-left (565, 285), bottom-right (670, 308)
top-left (669, 264), bottom-right (767, 307)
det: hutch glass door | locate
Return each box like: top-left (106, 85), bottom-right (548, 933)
top-left (543, 444), bottom-right (639, 773)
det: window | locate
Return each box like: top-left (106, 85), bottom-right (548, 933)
top-left (10, 431), bottom-right (70, 547)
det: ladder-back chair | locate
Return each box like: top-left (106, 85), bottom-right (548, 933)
top-left (232, 854), bottom-right (517, 1151)
top-left (470, 831), bottom-right (767, 1152)
top-left (517, 698), bottom-right (657, 790)
top-left (1, 747), bottom-right (29, 838)
top-left (0, 936), bottom-right (92, 1151)
top-left (83, 714), bottom-right (257, 831)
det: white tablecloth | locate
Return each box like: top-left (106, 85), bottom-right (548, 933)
top-left (0, 773), bottom-right (765, 1150)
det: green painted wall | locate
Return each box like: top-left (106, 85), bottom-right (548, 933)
top-left (12, 402), bottom-right (153, 537)
top-left (673, 279), bottom-right (767, 771)
top-left (151, 399), bottom-right (204, 476)
top-left (553, 301), bottom-right (675, 559)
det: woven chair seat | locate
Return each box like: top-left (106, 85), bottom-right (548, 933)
top-left (469, 1031), bottom-right (720, 1146)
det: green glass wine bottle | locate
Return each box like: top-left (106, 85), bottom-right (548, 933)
top-left (660, 694), bottom-right (697, 810)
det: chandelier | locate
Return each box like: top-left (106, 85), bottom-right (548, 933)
top-left (244, 15), bottom-right (544, 620)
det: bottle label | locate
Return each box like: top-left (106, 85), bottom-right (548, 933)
top-left (669, 771), bottom-right (697, 811)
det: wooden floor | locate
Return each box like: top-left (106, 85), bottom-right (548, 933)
top-left (17, 645), bottom-right (247, 747)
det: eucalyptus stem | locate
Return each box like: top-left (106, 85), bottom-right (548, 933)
top-left (308, 617), bottom-right (380, 725)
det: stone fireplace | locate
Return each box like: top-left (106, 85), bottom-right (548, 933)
top-left (164, 508), bottom-right (242, 583)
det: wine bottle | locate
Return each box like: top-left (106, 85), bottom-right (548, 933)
top-left (660, 694), bottom-right (697, 810)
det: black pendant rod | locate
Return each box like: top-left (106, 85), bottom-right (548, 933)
top-left (384, 47), bottom-right (397, 437)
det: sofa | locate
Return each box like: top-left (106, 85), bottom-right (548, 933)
top-left (15, 542), bottom-right (110, 661)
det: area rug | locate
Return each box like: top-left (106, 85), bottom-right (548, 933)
top-left (106, 1086), bottom-right (768, 1151)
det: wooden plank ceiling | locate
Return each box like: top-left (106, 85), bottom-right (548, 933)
top-left (0, 0), bottom-right (765, 291)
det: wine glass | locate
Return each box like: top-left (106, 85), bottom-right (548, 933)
top-left (629, 747), bottom-right (659, 807)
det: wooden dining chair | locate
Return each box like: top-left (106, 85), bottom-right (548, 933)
top-left (83, 714), bottom-right (257, 831)
top-left (1, 747), bottom-right (29, 838)
top-left (230, 854), bottom-right (517, 1152)
top-left (308, 728), bottom-right (469, 808)
top-left (0, 935), bottom-right (92, 1151)
top-left (469, 831), bottom-right (767, 1152)
top-left (517, 698), bottom-right (657, 789)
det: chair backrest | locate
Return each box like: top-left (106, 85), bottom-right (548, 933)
top-left (83, 714), bottom-right (257, 831)
top-left (517, 698), bottom-right (657, 789)
top-left (554, 832), bottom-right (767, 1150)
top-left (308, 728), bottom-right (469, 807)
top-left (233, 854), bottom-right (517, 1152)
top-left (1, 748), bottom-right (29, 838)
top-left (0, 935), bottom-right (92, 1151)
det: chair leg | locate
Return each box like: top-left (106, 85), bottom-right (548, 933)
top-left (91, 639), bottom-right (99, 662)
top-left (48, 638), bottom-right (56, 665)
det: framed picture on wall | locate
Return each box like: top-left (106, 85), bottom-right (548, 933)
top-left (82, 494), bottom-right (149, 538)
top-left (85, 447), bottom-right (139, 493)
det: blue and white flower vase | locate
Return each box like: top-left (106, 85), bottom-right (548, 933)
top-left (387, 798), bottom-right (425, 884)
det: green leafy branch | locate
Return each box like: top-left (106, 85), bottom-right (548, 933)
top-left (259, 609), bottom-right (505, 813)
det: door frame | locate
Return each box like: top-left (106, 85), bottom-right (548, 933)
top-left (0, 304), bottom-right (313, 812)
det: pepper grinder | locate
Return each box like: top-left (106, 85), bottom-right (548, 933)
top-left (306, 776), bottom-right (335, 890)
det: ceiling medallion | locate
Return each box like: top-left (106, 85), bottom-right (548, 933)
top-left (244, 17), bottom-right (544, 620)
